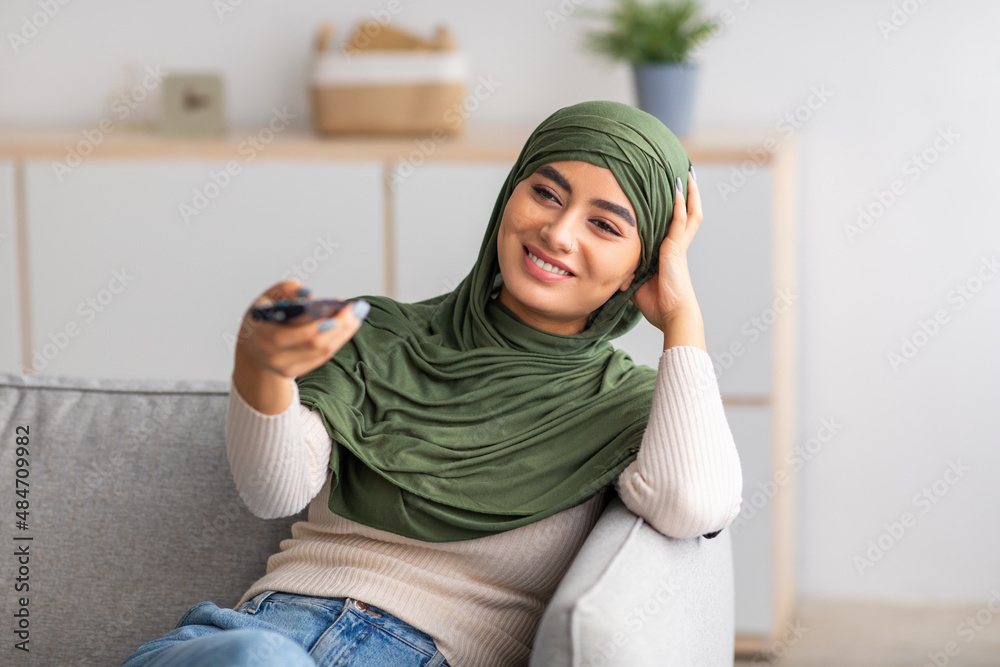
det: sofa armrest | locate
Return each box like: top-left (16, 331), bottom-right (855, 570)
top-left (530, 491), bottom-right (735, 666)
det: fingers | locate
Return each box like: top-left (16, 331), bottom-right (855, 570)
top-left (246, 280), bottom-right (332, 349)
top-left (268, 299), bottom-right (370, 375)
top-left (276, 298), bottom-right (369, 350)
top-left (313, 299), bottom-right (368, 341)
top-left (686, 167), bottom-right (703, 230)
top-left (668, 168), bottom-right (703, 248)
top-left (255, 279), bottom-right (308, 307)
top-left (258, 295), bottom-right (351, 350)
top-left (666, 175), bottom-right (689, 244)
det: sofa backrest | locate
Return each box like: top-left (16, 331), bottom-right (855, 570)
top-left (0, 372), bottom-right (305, 667)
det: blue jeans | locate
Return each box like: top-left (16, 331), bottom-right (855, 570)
top-left (119, 591), bottom-right (452, 667)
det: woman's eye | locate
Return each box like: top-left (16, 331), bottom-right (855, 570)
top-left (531, 184), bottom-right (620, 237)
top-left (594, 220), bottom-right (622, 237)
top-left (533, 185), bottom-right (558, 202)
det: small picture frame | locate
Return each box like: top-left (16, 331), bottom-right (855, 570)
top-left (160, 73), bottom-right (226, 137)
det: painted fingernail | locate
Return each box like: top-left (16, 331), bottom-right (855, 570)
top-left (352, 299), bottom-right (371, 320)
top-left (296, 287), bottom-right (312, 297)
top-left (318, 318), bottom-right (338, 332)
top-left (690, 165), bottom-right (697, 182)
top-left (676, 176), bottom-right (683, 195)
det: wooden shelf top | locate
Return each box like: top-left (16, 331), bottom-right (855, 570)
top-left (0, 123), bottom-right (794, 164)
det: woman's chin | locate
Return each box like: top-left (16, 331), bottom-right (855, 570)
top-left (504, 282), bottom-right (574, 317)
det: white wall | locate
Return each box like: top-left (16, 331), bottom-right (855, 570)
top-left (2, 0), bottom-right (997, 606)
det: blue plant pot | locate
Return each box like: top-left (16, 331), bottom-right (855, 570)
top-left (633, 62), bottom-right (699, 137)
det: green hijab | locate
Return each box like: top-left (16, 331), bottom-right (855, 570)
top-left (296, 100), bottom-right (692, 542)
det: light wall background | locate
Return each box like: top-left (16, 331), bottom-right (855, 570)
top-left (2, 0), bottom-right (997, 607)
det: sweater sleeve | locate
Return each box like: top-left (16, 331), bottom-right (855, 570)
top-left (614, 345), bottom-right (744, 539)
top-left (225, 376), bottom-right (333, 519)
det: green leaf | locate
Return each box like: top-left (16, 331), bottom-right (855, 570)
top-left (579, 0), bottom-right (718, 64)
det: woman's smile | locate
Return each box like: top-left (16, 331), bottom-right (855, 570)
top-left (522, 243), bottom-right (574, 281)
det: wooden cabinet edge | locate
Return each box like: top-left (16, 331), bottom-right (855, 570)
top-left (0, 125), bottom-right (792, 164)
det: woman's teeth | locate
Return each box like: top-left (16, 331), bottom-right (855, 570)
top-left (527, 249), bottom-right (571, 276)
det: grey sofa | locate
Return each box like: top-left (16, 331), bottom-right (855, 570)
top-left (0, 371), bottom-right (735, 666)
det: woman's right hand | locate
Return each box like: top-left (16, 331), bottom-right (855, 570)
top-left (234, 278), bottom-right (369, 382)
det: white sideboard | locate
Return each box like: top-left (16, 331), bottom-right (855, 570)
top-left (0, 125), bottom-right (797, 656)
top-left (0, 160), bottom-right (17, 375)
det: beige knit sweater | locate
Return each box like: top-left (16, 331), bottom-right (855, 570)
top-left (225, 344), bottom-right (743, 667)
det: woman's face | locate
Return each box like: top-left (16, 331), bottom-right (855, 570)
top-left (496, 160), bottom-right (642, 335)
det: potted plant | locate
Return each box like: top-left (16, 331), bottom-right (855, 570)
top-left (581, 0), bottom-right (716, 136)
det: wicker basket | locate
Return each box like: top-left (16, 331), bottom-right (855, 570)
top-left (309, 23), bottom-right (469, 136)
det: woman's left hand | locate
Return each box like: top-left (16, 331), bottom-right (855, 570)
top-left (631, 168), bottom-right (704, 332)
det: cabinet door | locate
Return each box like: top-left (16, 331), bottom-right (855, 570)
top-left (393, 162), bottom-right (511, 303)
top-left (612, 164), bottom-right (774, 398)
top-left (0, 161), bottom-right (18, 374)
top-left (23, 160), bottom-right (383, 381)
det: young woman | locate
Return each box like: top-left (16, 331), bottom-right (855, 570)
top-left (120, 100), bottom-right (743, 667)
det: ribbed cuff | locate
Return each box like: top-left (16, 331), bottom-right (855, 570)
top-left (225, 377), bottom-right (311, 518)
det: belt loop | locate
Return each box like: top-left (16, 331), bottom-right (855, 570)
top-left (244, 590), bottom-right (276, 614)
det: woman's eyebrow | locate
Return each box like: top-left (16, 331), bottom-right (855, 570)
top-left (592, 199), bottom-right (635, 228)
top-left (536, 164), bottom-right (573, 192)
top-left (535, 165), bottom-right (636, 228)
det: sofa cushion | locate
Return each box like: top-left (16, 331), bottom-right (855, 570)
top-left (0, 372), bottom-right (305, 667)
top-left (529, 492), bottom-right (735, 666)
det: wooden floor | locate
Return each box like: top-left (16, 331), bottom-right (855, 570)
top-left (734, 598), bottom-right (1000, 666)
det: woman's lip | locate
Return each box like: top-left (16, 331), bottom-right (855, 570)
top-left (522, 245), bottom-right (574, 282)
top-left (523, 244), bottom-right (575, 275)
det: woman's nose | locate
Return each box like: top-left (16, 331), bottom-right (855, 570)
top-left (540, 213), bottom-right (579, 254)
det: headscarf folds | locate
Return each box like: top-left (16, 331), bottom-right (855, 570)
top-left (295, 100), bottom-right (693, 541)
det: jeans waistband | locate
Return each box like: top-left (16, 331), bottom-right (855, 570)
top-left (266, 591), bottom-right (440, 655)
